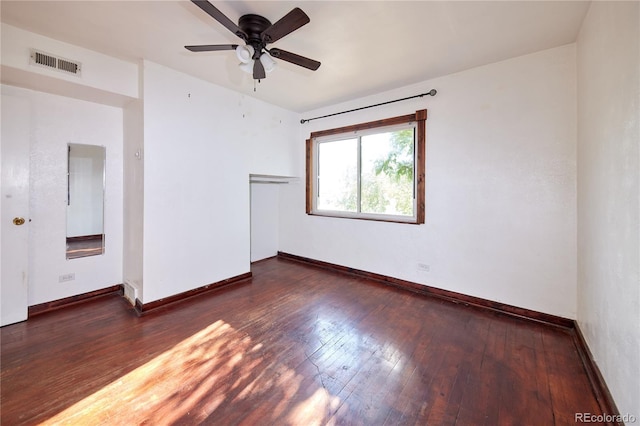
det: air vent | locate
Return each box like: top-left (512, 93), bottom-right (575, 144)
top-left (30, 49), bottom-right (82, 77)
top-left (33, 51), bottom-right (56, 68)
top-left (58, 58), bottom-right (80, 74)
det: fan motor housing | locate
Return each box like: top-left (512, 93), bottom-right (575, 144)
top-left (239, 14), bottom-right (271, 39)
top-left (184, 2), bottom-right (320, 77)
top-left (239, 14), bottom-right (271, 58)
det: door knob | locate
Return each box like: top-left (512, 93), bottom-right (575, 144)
top-left (13, 217), bottom-right (25, 226)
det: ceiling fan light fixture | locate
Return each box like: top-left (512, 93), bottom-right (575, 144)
top-left (239, 61), bottom-right (254, 74)
top-left (186, 1), bottom-right (321, 82)
top-left (259, 52), bottom-right (277, 73)
top-left (235, 45), bottom-right (254, 64)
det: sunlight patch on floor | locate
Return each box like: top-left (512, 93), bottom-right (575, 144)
top-left (41, 319), bottom-right (341, 425)
top-left (287, 387), bottom-right (342, 426)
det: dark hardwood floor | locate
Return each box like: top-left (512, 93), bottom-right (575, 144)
top-left (1, 257), bottom-right (604, 425)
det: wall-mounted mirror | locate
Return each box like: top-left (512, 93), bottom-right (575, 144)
top-left (66, 144), bottom-right (105, 259)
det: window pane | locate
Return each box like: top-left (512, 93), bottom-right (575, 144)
top-left (317, 138), bottom-right (358, 212)
top-left (361, 129), bottom-right (414, 216)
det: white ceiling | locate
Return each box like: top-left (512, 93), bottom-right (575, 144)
top-left (0, 1), bottom-right (590, 112)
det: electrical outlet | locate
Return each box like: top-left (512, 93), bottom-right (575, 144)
top-left (59, 273), bottom-right (75, 283)
top-left (417, 263), bottom-right (430, 273)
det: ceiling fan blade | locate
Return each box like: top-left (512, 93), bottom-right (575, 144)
top-left (185, 44), bottom-right (238, 52)
top-left (253, 59), bottom-right (266, 80)
top-left (191, 0), bottom-right (247, 40)
top-left (269, 48), bottom-right (321, 71)
top-left (261, 7), bottom-right (310, 44)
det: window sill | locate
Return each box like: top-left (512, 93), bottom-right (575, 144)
top-left (308, 211), bottom-right (421, 225)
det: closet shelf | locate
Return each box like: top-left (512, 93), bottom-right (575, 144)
top-left (249, 174), bottom-right (299, 184)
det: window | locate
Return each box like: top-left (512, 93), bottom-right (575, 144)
top-left (306, 109), bottom-right (426, 224)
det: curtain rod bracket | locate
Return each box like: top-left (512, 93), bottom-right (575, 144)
top-left (300, 89), bottom-right (437, 124)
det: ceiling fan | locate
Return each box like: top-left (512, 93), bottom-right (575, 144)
top-left (185, 0), bottom-right (321, 80)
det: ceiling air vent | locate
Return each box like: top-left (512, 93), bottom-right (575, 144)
top-left (30, 49), bottom-right (82, 77)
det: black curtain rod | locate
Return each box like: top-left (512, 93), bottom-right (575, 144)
top-left (300, 89), bottom-right (437, 124)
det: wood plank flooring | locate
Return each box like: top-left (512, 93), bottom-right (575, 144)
top-left (1, 257), bottom-right (604, 425)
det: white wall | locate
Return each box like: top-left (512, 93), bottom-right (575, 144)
top-left (1, 25), bottom-right (134, 307)
top-left (140, 61), bottom-right (298, 303)
top-left (1, 23), bottom-right (138, 105)
top-left (123, 97), bottom-right (145, 302)
top-left (281, 44), bottom-right (578, 318)
top-left (1, 22), bottom-right (300, 306)
top-left (1, 84), bottom-right (124, 306)
top-left (576, 1), bottom-right (640, 418)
